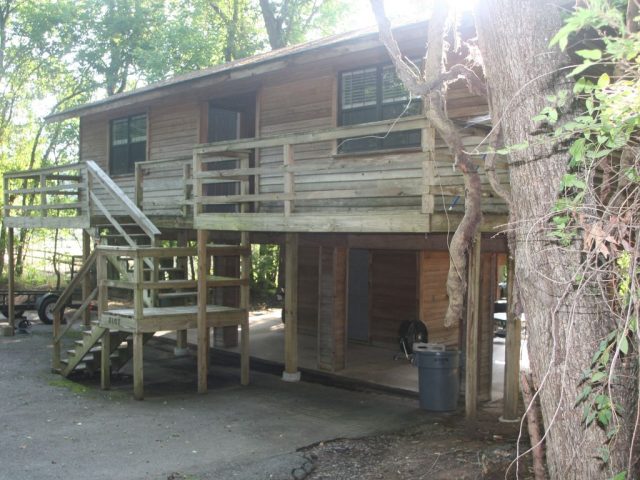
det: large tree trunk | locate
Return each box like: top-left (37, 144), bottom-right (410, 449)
top-left (474, 1), bottom-right (637, 477)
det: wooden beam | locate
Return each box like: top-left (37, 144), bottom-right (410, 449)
top-left (503, 254), bottom-right (521, 420)
top-left (283, 232), bottom-right (300, 381)
top-left (317, 246), bottom-right (347, 372)
top-left (194, 211), bottom-right (431, 233)
top-left (465, 232), bottom-right (481, 418)
top-left (197, 229), bottom-right (210, 393)
top-left (194, 116), bottom-right (429, 154)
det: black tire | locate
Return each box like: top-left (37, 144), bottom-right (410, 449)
top-left (398, 320), bottom-right (428, 354)
top-left (37, 295), bottom-right (61, 325)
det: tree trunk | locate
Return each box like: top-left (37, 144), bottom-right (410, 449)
top-left (259, 0), bottom-right (286, 49)
top-left (474, 1), bottom-right (637, 477)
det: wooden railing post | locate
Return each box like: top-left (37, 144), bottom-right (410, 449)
top-left (193, 153), bottom-right (204, 216)
top-left (135, 163), bottom-right (144, 210)
top-left (283, 144), bottom-right (294, 216)
top-left (421, 125), bottom-right (436, 215)
top-left (182, 163), bottom-right (192, 218)
top-left (40, 174), bottom-right (47, 217)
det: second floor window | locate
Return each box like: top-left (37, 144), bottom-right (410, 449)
top-left (110, 114), bottom-right (147, 175)
top-left (339, 64), bottom-right (421, 153)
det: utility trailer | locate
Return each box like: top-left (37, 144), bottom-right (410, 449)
top-left (0, 289), bottom-right (79, 326)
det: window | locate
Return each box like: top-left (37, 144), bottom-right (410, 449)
top-left (339, 64), bottom-right (421, 153)
top-left (109, 114), bottom-right (147, 175)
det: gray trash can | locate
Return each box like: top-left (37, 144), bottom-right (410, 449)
top-left (415, 349), bottom-right (460, 411)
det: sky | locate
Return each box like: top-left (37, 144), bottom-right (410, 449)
top-left (346, 0), bottom-right (478, 29)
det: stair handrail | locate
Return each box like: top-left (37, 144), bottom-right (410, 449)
top-left (52, 248), bottom-right (98, 371)
top-left (85, 160), bottom-right (161, 240)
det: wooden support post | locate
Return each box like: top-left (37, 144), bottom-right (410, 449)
top-left (503, 255), bottom-right (521, 420)
top-left (97, 250), bottom-right (109, 387)
top-left (133, 254), bottom-right (144, 400)
top-left (175, 231), bottom-right (189, 356)
top-left (282, 232), bottom-right (300, 381)
top-left (465, 232), bottom-right (481, 418)
top-left (82, 230), bottom-right (91, 327)
top-left (197, 229), bottom-right (210, 393)
top-left (133, 332), bottom-right (144, 400)
top-left (317, 246), bottom-right (347, 372)
top-left (240, 231), bottom-right (250, 385)
top-left (5, 227), bottom-right (15, 336)
top-left (101, 329), bottom-right (111, 390)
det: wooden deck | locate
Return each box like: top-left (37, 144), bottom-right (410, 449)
top-left (100, 304), bottom-right (247, 332)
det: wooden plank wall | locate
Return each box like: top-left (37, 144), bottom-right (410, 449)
top-left (149, 102), bottom-right (199, 162)
top-left (369, 250), bottom-right (418, 346)
top-left (418, 250), bottom-right (496, 400)
top-left (297, 245), bottom-right (319, 336)
top-left (80, 102), bottom-right (199, 218)
top-left (258, 76), bottom-right (334, 213)
top-left (418, 251), bottom-right (460, 348)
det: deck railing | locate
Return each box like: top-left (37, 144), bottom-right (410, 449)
top-left (192, 116), bottom-right (436, 232)
top-left (134, 156), bottom-right (193, 218)
top-left (3, 163), bottom-right (90, 229)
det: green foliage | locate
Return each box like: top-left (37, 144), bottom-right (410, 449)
top-left (545, 0), bottom-right (639, 472)
top-left (250, 244), bottom-right (280, 303)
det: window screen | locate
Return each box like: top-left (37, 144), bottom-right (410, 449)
top-left (339, 63), bottom-right (421, 153)
top-left (109, 114), bottom-right (147, 175)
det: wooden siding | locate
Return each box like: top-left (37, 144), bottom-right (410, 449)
top-left (258, 76), bottom-right (335, 213)
top-left (297, 245), bottom-right (319, 336)
top-left (370, 250), bottom-right (418, 346)
top-left (149, 102), bottom-right (199, 162)
top-left (418, 251), bottom-right (460, 348)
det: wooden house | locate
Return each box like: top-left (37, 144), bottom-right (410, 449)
top-left (3, 21), bottom-right (511, 408)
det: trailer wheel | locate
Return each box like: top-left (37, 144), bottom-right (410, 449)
top-left (38, 295), bottom-right (61, 325)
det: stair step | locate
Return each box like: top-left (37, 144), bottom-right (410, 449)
top-left (101, 233), bottom-right (149, 239)
top-left (157, 291), bottom-right (197, 299)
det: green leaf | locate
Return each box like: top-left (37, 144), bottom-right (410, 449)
top-left (591, 371), bottom-right (606, 383)
top-left (618, 336), bottom-right (629, 355)
top-left (568, 61), bottom-right (594, 77)
top-left (576, 49), bottom-right (602, 60)
top-left (598, 72), bottom-right (610, 88)
top-left (611, 471), bottom-right (627, 480)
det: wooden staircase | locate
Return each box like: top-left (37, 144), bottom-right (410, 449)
top-left (52, 161), bottom-right (165, 378)
top-left (60, 322), bottom-right (153, 377)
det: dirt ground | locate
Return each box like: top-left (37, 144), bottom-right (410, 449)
top-left (303, 404), bottom-right (533, 480)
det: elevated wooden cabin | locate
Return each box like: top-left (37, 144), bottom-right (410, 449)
top-left (3, 21), bottom-right (511, 408)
